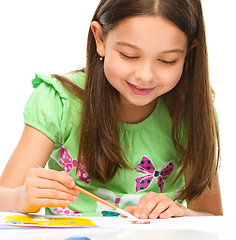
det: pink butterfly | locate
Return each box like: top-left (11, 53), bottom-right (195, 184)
top-left (59, 146), bottom-right (77, 173)
top-left (59, 146), bottom-right (91, 184)
top-left (134, 156), bottom-right (174, 193)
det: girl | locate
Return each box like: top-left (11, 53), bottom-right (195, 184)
top-left (0, 0), bottom-right (223, 219)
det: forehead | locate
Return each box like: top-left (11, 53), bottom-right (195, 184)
top-left (106, 16), bottom-right (188, 52)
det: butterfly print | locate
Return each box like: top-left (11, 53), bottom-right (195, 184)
top-left (59, 146), bottom-right (77, 172)
top-left (134, 156), bottom-right (174, 193)
top-left (59, 146), bottom-right (91, 184)
top-left (53, 207), bottom-right (81, 217)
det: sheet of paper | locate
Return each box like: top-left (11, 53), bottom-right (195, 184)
top-left (0, 212), bottom-right (229, 234)
top-left (88, 216), bottom-right (225, 233)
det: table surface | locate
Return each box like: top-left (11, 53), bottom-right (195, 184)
top-left (0, 215), bottom-right (234, 240)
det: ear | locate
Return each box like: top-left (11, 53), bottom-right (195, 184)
top-left (191, 39), bottom-right (198, 49)
top-left (91, 21), bottom-right (105, 57)
top-left (187, 39), bottom-right (198, 55)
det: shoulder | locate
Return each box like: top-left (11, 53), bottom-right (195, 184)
top-left (31, 71), bottom-right (85, 112)
top-left (23, 71), bottom-right (85, 143)
top-left (66, 70), bottom-right (86, 89)
top-left (32, 71), bottom-right (85, 92)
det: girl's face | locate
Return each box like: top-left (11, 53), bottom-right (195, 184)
top-left (92, 16), bottom-right (188, 122)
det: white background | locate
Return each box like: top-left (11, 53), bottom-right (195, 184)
top-left (0, 1), bottom-right (235, 216)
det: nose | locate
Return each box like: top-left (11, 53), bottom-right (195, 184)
top-left (135, 61), bottom-right (154, 82)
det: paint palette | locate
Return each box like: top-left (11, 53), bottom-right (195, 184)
top-left (4, 214), bottom-right (97, 228)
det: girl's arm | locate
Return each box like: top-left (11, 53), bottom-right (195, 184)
top-left (0, 125), bottom-right (79, 213)
top-left (184, 174), bottom-right (223, 216)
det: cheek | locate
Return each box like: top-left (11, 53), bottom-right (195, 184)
top-left (104, 56), bottom-right (129, 82)
top-left (158, 65), bottom-right (184, 89)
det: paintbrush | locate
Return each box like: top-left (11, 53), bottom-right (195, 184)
top-left (73, 185), bottom-right (139, 220)
top-left (36, 166), bottom-right (138, 220)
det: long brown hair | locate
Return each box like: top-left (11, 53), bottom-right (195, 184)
top-left (52, 0), bottom-right (220, 202)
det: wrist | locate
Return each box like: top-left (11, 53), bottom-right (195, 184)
top-left (182, 205), bottom-right (214, 217)
top-left (0, 187), bottom-right (26, 213)
top-left (10, 187), bottom-right (28, 213)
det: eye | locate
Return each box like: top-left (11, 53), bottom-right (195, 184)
top-left (120, 53), bottom-right (139, 60)
top-left (159, 59), bottom-right (176, 66)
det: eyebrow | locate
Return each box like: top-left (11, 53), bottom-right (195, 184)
top-left (162, 49), bottom-right (185, 54)
top-left (115, 41), bottom-right (185, 54)
top-left (116, 41), bottom-right (140, 50)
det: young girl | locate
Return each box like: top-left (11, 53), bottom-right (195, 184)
top-left (0, 0), bottom-right (223, 219)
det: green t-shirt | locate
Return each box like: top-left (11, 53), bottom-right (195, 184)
top-left (23, 72), bottom-right (185, 217)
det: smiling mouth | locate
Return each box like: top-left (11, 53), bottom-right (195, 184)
top-left (126, 81), bottom-right (156, 95)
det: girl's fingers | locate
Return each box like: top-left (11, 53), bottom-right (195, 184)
top-left (122, 206), bottom-right (136, 217)
top-left (133, 192), bottom-right (184, 219)
top-left (22, 183), bottom-right (78, 213)
top-left (134, 192), bottom-right (162, 219)
top-left (25, 198), bottom-right (71, 212)
top-left (37, 198), bottom-right (71, 208)
top-left (148, 198), bottom-right (171, 219)
top-left (35, 188), bottom-right (78, 202)
top-left (159, 204), bottom-right (185, 219)
top-left (33, 177), bottom-right (79, 196)
top-left (22, 168), bottom-right (80, 212)
top-left (33, 168), bottom-right (75, 188)
top-left (27, 168), bottom-right (80, 196)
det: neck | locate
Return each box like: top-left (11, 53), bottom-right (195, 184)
top-left (119, 98), bottom-right (158, 124)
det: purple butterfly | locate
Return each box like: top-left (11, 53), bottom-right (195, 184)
top-left (134, 156), bottom-right (174, 193)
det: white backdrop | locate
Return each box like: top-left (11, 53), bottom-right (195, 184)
top-left (0, 1), bottom-right (235, 216)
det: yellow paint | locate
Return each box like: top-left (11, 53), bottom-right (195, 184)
top-left (5, 215), bottom-right (97, 227)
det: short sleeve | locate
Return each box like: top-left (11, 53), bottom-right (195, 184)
top-left (23, 73), bottom-right (70, 144)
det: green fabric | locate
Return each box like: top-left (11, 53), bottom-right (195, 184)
top-left (23, 72), bottom-right (185, 217)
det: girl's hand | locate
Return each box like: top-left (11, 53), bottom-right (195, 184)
top-left (20, 167), bottom-right (80, 213)
top-left (123, 192), bottom-right (184, 219)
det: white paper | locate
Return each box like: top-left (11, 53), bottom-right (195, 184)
top-left (0, 212), bottom-right (231, 234)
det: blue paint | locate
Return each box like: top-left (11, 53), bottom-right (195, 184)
top-left (7, 221), bottom-right (36, 225)
top-left (101, 210), bottom-right (120, 217)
